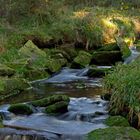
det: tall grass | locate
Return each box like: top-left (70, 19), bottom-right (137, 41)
top-left (104, 57), bottom-right (140, 127)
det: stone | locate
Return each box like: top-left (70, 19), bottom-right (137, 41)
top-left (0, 78), bottom-right (30, 100)
top-left (88, 127), bottom-right (140, 140)
top-left (71, 51), bottom-right (92, 68)
top-left (31, 95), bottom-right (70, 107)
top-left (46, 58), bottom-right (67, 73)
top-left (8, 103), bottom-right (33, 115)
top-left (87, 67), bottom-right (111, 77)
top-left (19, 40), bottom-right (46, 59)
top-left (0, 64), bottom-right (15, 76)
top-left (98, 43), bottom-right (120, 51)
top-left (91, 51), bottom-right (122, 65)
top-left (45, 101), bottom-right (69, 115)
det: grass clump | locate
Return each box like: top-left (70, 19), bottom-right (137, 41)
top-left (104, 56), bottom-right (140, 127)
top-left (8, 103), bottom-right (33, 115)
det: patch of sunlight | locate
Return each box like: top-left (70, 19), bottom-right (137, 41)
top-left (124, 37), bottom-right (134, 47)
top-left (72, 10), bottom-right (90, 19)
top-left (102, 18), bottom-right (116, 29)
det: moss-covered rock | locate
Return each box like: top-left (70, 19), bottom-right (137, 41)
top-left (0, 78), bottom-right (30, 100)
top-left (71, 51), bottom-right (92, 68)
top-left (8, 103), bottom-right (33, 115)
top-left (24, 68), bottom-right (50, 81)
top-left (0, 64), bottom-right (15, 76)
top-left (88, 127), bottom-right (140, 140)
top-left (87, 67), bottom-right (111, 77)
top-left (60, 44), bottom-right (78, 60)
top-left (19, 40), bottom-right (46, 58)
top-left (115, 37), bottom-right (131, 60)
top-left (98, 43), bottom-right (120, 51)
top-left (105, 116), bottom-right (130, 127)
top-left (31, 95), bottom-right (70, 107)
top-left (91, 51), bottom-right (122, 65)
top-left (46, 58), bottom-right (67, 73)
top-left (45, 101), bottom-right (69, 115)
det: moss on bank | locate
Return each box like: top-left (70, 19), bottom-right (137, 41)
top-left (88, 127), bottom-right (140, 140)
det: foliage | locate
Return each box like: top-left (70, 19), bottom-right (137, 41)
top-left (103, 57), bottom-right (140, 126)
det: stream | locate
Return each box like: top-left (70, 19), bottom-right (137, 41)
top-left (0, 47), bottom-right (139, 140)
top-left (0, 67), bottom-right (108, 140)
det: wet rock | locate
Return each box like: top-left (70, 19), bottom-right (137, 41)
top-left (31, 95), bottom-right (70, 107)
top-left (105, 116), bottom-right (130, 127)
top-left (88, 127), bottom-right (140, 140)
top-left (90, 51), bottom-right (122, 65)
top-left (115, 36), bottom-right (131, 60)
top-left (8, 103), bottom-right (33, 115)
top-left (19, 40), bottom-right (46, 59)
top-left (0, 78), bottom-right (30, 100)
top-left (71, 51), bottom-right (92, 68)
top-left (0, 64), bottom-right (15, 76)
top-left (86, 67), bottom-right (111, 78)
top-left (101, 93), bottom-right (111, 101)
top-left (45, 101), bottom-right (69, 115)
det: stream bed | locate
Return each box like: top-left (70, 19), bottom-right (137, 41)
top-left (0, 67), bottom-right (109, 140)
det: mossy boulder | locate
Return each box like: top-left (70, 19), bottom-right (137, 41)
top-left (71, 51), bottom-right (92, 68)
top-left (91, 51), bottom-right (122, 65)
top-left (115, 37), bottom-right (131, 60)
top-left (19, 40), bottom-right (46, 59)
top-left (0, 78), bottom-right (30, 100)
top-left (105, 116), bottom-right (130, 127)
top-left (8, 103), bottom-right (33, 115)
top-left (24, 68), bottom-right (50, 81)
top-left (87, 67), bottom-right (111, 78)
top-left (45, 101), bottom-right (69, 115)
top-left (31, 95), bottom-right (70, 107)
top-left (0, 64), bottom-right (15, 76)
top-left (60, 44), bottom-right (78, 60)
top-left (46, 58), bottom-right (67, 73)
top-left (88, 127), bottom-right (140, 140)
top-left (98, 43), bottom-right (120, 51)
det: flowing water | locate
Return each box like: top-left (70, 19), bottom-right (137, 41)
top-left (0, 67), bottom-right (109, 140)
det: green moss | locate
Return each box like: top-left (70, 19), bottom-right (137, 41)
top-left (0, 117), bottom-right (3, 128)
top-left (0, 64), bottom-right (15, 76)
top-left (72, 51), bottom-right (92, 68)
top-left (91, 51), bottom-right (122, 65)
top-left (31, 95), bottom-right (70, 107)
top-left (0, 78), bottom-right (30, 100)
top-left (19, 40), bottom-right (46, 58)
top-left (88, 127), bottom-right (140, 140)
top-left (98, 43), bottom-right (120, 51)
top-left (87, 67), bottom-right (111, 77)
top-left (105, 116), bottom-right (130, 127)
top-left (45, 101), bottom-right (69, 115)
top-left (8, 103), bottom-right (33, 115)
